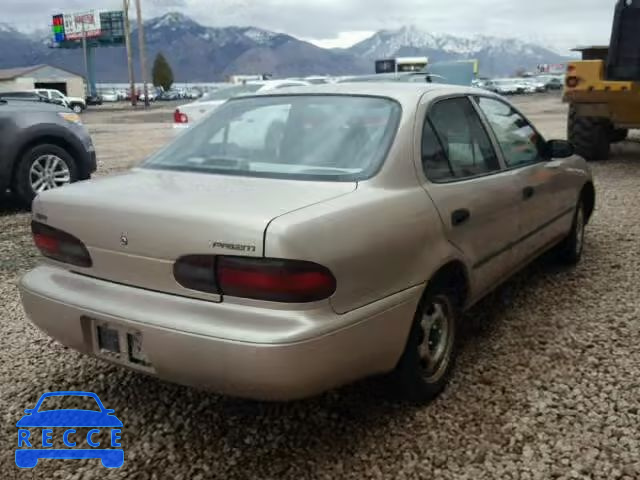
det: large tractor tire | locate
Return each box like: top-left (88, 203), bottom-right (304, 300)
top-left (568, 105), bottom-right (610, 161)
top-left (610, 128), bottom-right (628, 143)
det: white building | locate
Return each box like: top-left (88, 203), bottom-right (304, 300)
top-left (0, 64), bottom-right (85, 98)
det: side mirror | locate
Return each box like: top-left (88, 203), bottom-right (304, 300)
top-left (24, 409), bottom-right (34, 414)
top-left (104, 409), bottom-right (116, 415)
top-left (546, 139), bottom-right (574, 159)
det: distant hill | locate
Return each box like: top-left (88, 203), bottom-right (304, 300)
top-left (0, 14), bottom-right (568, 82)
top-left (347, 26), bottom-right (568, 77)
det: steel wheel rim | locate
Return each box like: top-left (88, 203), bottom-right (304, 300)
top-left (575, 206), bottom-right (585, 256)
top-left (418, 296), bottom-right (454, 382)
top-left (29, 154), bottom-right (71, 193)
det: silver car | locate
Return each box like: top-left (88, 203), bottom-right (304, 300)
top-left (20, 83), bottom-right (594, 402)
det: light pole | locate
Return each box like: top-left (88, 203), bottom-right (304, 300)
top-left (134, 0), bottom-right (150, 107)
top-left (123, 0), bottom-right (137, 106)
top-left (81, 21), bottom-right (89, 97)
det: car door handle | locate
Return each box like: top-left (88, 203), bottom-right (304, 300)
top-left (523, 186), bottom-right (535, 200)
top-left (451, 208), bottom-right (471, 226)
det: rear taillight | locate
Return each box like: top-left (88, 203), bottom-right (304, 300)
top-left (31, 221), bottom-right (92, 267)
top-left (173, 255), bottom-right (336, 303)
top-left (218, 257), bottom-right (336, 303)
top-left (173, 109), bottom-right (188, 124)
top-left (173, 255), bottom-right (217, 293)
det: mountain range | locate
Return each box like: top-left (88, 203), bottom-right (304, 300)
top-left (0, 12), bottom-right (567, 82)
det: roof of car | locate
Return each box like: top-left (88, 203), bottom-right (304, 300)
top-left (250, 81), bottom-right (482, 105)
top-left (0, 98), bottom-right (66, 113)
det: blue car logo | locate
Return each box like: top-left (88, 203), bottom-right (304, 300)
top-left (16, 391), bottom-right (123, 468)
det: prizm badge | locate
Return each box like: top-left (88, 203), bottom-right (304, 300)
top-left (209, 241), bottom-right (257, 253)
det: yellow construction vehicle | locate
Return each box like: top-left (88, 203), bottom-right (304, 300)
top-left (564, 0), bottom-right (640, 160)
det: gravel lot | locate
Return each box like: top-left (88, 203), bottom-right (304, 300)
top-left (1, 94), bottom-right (639, 479)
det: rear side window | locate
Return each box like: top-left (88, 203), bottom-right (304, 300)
top-left (421, 120), bottom-right (451, 181)
top-left (475, 96), bottom-right (544, 167)
top-left (423, 97), bottom-right (500, 181)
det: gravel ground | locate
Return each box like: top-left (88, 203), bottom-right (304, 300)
top-left (1, 95), bottom-right (639, 479)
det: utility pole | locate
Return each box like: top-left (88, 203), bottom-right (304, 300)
top-left (134, 0), bottom-right (150, 107)
top-left (81, 21), bottom-right (89, 97)
top-left (122, 0), bottom-right (137, 106)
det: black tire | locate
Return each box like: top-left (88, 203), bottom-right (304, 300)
top-left (392, 287), bottom-right (459, 404)
top-left (554, 199), bottom-right (586, 265)
top-left (568, 105), bottom-right (610, 161)
top-left (13, 143), bottom-right (78, 207)
top-left (610, 128), bottom-right (628, 143)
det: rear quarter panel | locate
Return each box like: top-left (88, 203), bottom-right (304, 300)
top-left (264, 184), bottom-right (460, 314)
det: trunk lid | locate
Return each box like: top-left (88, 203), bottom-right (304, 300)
top-left (33, 169), bottom-right (355, 299)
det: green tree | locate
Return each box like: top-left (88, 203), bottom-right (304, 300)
top-left (152, 52), bottom-right (174, 91)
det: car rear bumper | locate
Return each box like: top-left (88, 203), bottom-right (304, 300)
top-left (20, 265), bottom-right (421, 400)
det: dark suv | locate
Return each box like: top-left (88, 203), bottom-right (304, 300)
top-left (0, 99), bottom-right (96, 206)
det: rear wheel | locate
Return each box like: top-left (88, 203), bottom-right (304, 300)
top-left (392, 287), bottom-right (458, 403)
top-left (554, 200), bottom-right (586, 265)
top-left (568, 105), bottom-right (610, 161)
top-left (13, 144), bottom-right (78, 207)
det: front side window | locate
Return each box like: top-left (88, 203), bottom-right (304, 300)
top-left (51, 91), bottom-right (64, 99)
top-left (423, 97), bottom-right (500, 181)
top-left (144, 95), bottom-right (401, 181)
top-left (475, 97), bottom-right (543, 167)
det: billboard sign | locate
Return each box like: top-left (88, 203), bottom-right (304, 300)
top-left (51, 10), bottom-right (124, 46)
top-left (537, 63), bottom-right (567, 74)
top-left (58, 10), bottom-right (102, 40)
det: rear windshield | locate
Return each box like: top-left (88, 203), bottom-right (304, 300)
top-left (144, 95), bottom-right (401, 181)
top-left (200, 84), bottom-right (264, 102)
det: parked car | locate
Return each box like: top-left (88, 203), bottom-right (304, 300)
top-left (486, 79), bottom-right (523, 95)
top-left (20, 83), bottom-right (594, 403)
top-left (138, 90), bottom-right (158, 102)
top-left (537, 75), bottom-right (564, 90)
top-left (100, 91), bottom-right (119, 102)
top-left (85, 94), bottom-right (103, 106)
top-left (158, 90), bottom-right (181, 101)
top-left (0, 98), bottom-right (96, 206)
top-left (520, 78), bottom-right (547, 93)
top-left (0, 91), bottom-right (55, 104)
top-left (173, 79), bottom-right (311, 126)
top-left (32, 89), bottom-right (87, 113)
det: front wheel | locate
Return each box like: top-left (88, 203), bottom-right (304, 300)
top-left (71, 104), bottom-right (83, 113)
top-left (13, 144), bottom-right (78, 207)
top-left (392, 289), bottom-right (458, 403)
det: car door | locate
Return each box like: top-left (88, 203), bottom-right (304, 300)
top-left (417, 95), bottom-right (522, 298)
top-left (473, 95), bottom-right (576, 264)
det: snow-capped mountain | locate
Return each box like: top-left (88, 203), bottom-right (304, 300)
top-left (143, 12), bottom-right (285, 47)
top-left (348, 26), bottom-right (567, 76)
top-left (0, 14), bottom-right (566, 81)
